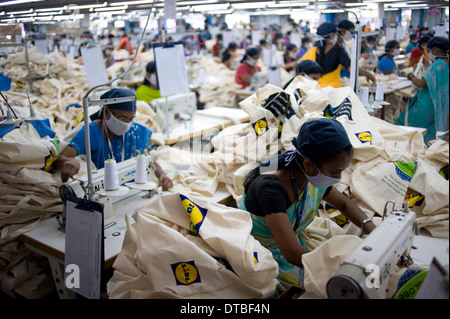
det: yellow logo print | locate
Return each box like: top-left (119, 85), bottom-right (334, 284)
top-left (171, 261), bottom-right (201, 285)
top-left (253, 118), bottom-right (268, 136)
top-left (180, 194), bottom-right (207, 233)
top-left (356, 131), bottom-right (372, 144)
top-left (71, 113), bottom-right (84, 129)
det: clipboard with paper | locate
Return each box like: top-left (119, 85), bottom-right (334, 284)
top-left (153, 41), bottom-right (189, 97)
top-left (64, 196), bottom-right (106, 299)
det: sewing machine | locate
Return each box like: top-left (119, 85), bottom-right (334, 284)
top-left (326, 200), bottom-right (419, 299)
top-left (58, 155), bottom-right (156, 229)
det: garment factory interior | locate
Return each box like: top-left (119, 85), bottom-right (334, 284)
top-left (0, 0), bottom-right (449, 302)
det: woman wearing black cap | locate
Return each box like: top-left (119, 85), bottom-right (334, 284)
top-left (52, 88), bottom-right (172, 189)
top-left (136, 61), bottom-right (161, 103)
top-left (376, 40), bottom-right (401, 75)
top-left (239, 118), bottom-right (375, 289)
top-left (300, 22), bottom-right (351, 88)
top-left (398, 36), bottom-right (449, 145)
top-left (282, 60), bottom-right (323, 89)
top-left (235, 47), bottom-right (261, 89)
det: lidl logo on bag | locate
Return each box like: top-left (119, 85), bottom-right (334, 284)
top-left (180, 194), bottom-right (207, 233)
top-left (253, 252), bottom-right (259, 264)
top-left (252, 118), bottom-right (269, 136)
top-left (356, 131), bottom-right (372, 144)
top-left (42, 139), bottom-right (60, 171)
top-left (404, 191), bottom-right (424, 208)
top-left (394, 162), bottom-right (416, 182)
top-left (171, 261), bottom-right (201, 286)
top-left (71, 113), bottom-right (84, 129)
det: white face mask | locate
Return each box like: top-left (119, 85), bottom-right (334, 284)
top-left (105, 109), bottom-right (132, 136)
top-left (342, 31), bottom-right (352, 41)
top-left (328, 35), bottom-right (337, 46)
top-left (289, 51), bottom-right (298, 59)
top-left (366, 43), bottom-right (375, 48)
top-left (392, 48), bottom-right (401, 56)
top-left (246, 57), bottom-right (257, 66)
top-left (298, 160), bottom-right (341, 189)
top-left (428, 51), bottom-right (437, 61)
top-left (145, 73), bottom-right (158, 86)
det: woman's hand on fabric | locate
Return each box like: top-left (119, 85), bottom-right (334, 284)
top-left (60, 157), bottom-right (80, 183)
top-left (158, 173), bottom-right (173, 191)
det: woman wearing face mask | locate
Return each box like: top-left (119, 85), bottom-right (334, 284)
top-left (117, 27), bottom-right (134, 56)
top-left (52, 88), bottom-right (172, 189)
top-left (283, 59), bottom-right (323, 89)
top-left (283, 43), bottom-right (299, 73)
top-left (235, 47), bottom-right (261, 89)
top-left (409, 34), bottom-right (431, 67)
top-left (239, 118), bottom-right (375, 289)
top-left (405, 34), bottom-right (418, 55)
top-left (397, 36), bottom-right (449, 145)
top-left (300, 22), bottom-right (351, 88)
top-left (103, 44), bottom-right (116, 68)
top-left (337, 19), bottom-right (355, 56)
top-left (136, 61), bottom-right (161, 103)
top-left (376, 40), bottom-right (401, 75)
top-left (297, 36), bottom-right (312, 59)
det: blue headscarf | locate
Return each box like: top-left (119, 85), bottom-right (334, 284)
top-left (100, 88), bottom-right (136, 113)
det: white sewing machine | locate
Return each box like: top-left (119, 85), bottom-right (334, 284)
top-left (326, 200), bottom-right (419, 299)
top-left (58, 156), bottom-right (156, 228)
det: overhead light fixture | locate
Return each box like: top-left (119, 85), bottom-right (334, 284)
top-left (232, 1), bottom-right (272, 10)
top-left (95, 5), bottom-right (128, 11)
top-left (7, 9), bottom-right (33, 15)
top-left (37, 11), bottom-right (62, 16)
top-left (110, 0), bottom-right (159, 6)
top-left (191, 3), bottom-right (229, 12)
top-left (0, 0), bottom-right (44, 6)
top-left (267, 2), bottom-right (309, 8)
top-left (388, 3), bottom-right (428, 7)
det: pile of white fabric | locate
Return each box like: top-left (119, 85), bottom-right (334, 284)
top-left (0, 124), bottom-right (66, 298)
top-left (2, 47), bottom-right (90, 137)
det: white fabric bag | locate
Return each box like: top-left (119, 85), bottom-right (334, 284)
top-left (108, 193), bottom-right (279, 299)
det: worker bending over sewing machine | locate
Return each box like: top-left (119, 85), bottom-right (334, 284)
top-left (52, 88), bottom-right (173, 190)
top-left (239, 118), bottom-right (376, 290)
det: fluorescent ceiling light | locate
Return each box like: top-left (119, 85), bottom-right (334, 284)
top-left (97, 10), bottom-right (126, 15)
top-left (267, 2), bottom-right (308, 8)
top-left (232, 1), bottom-right (272, 9)
top-left (110, 0), bottom-right (159, 5)
top-left (192, 3), bottom-right (229, 12)
top-left (8, 9), bottom-right (33, 14)
top-left (95, 6), bottom-right (128, 11)
top-left (388, 3), bottom-right (428, 7)
top-left (206, 9), bottom-right (233, 15)
top-left (177, 0), bottom-right (217, 5)
top-left (37, 11), bottom-right (62, 16)
top-left (0, 0), bottom-right (44, 6)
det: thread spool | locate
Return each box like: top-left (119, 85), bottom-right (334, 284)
top-left (104, 159), bottom-right (119, 191)
top-left (375, 82), bottom-right (384, 101)
top-left (135, 155), bottom-right (147, 184)
top-left (360, 86), bottom-right (370, 107)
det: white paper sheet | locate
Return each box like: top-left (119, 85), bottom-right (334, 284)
top-left (154, 43), bottom-right (189, 97)
top-left (267, 67), bottom-right (282, 88)
top-left (64, 199), bottom-right (103, 299)
top-left (81, 45), bottom-right (109, 88)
